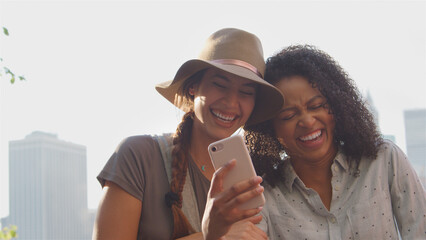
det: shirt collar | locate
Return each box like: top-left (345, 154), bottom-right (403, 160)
top-left (281, 159), bottom-right (298, 192)
top-left (334, 148), bottom-right (349, 171)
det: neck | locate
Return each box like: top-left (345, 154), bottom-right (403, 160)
top-left (290, 147), bottom-right (337, 211)
top-left (291, 157), bottom-right (333, 184)
top-left (188, 126), bottom-right (216, 181)
top-left (291, 144), bottom-right (337, 180)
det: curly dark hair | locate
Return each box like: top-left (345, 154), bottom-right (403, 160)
top-left (245, 45), bottom-right (383, 186)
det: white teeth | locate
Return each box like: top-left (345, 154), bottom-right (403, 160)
top-left (299, 130), bottom-right (322, 141)
top-left (212, 110), bottom-right (236, 122)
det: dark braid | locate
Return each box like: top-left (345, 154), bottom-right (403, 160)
top-left (167, 111), bottom-right (196, 238)
top-left (164, 69), bottom-right (206, 238)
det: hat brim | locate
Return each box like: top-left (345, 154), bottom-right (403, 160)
top-left (156, 59), bottom-right (284, 125)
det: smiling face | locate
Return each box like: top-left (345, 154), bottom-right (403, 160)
top-left (273, 75), bottom-right (337, 164)
top-left (191, 68), bottom-right (257, 142)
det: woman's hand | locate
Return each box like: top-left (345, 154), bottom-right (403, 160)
top-left (202, 159), bottom-right (265, 240)
top-left (221, 216), bottom-right (267, 240)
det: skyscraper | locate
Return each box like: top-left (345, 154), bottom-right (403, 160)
top-left (365, 90), bottom-right (380, 130)
top-left (404, 109), bottom-right (426, 183)
top-left (1, 131), bottom-right (93, 239)
top-left (365, 90), bottom-right (396, 143)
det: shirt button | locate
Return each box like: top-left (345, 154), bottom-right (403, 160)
top-left (330, 217), bottom-right (336, 223)
top-left (334, 165), bottom-right (339, 171)
top-left (334, 186), bottom-right (340, 191)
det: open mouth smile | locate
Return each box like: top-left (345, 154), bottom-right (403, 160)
top-left (211, 109), bottom-right (237, 122)
top-left (298, 129), bottom-right (322, 142)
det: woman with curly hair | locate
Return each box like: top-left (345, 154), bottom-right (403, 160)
top-left (93, 28), bottom-right (284, 240)
top-left (245, 45), bottom-right (426, 239)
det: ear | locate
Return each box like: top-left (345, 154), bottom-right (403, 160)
top-left (277, 137), bottom-right (286, 147)
top-left (188, 87), bottom-right (195, 96)
top-left (188, 82), bottom-right (200, 96)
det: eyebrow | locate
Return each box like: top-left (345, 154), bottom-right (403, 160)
top-left (213, 74), bottom-right (230, 82)
top-left (307, 95), bottom-right (325, 104)
top-left (279, 95), bottom-right (324, 113)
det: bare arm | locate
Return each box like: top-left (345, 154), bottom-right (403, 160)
top-left (92, 181), bottom-right (142, 240)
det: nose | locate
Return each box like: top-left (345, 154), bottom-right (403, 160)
top-left (224, 90), bottom-right (239, 108)
top-left (298, 112), bottom-right (316, 128)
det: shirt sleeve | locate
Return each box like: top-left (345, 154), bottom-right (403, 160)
top-left (387, 141), bottom-right (426, 239)
top-left (97, 135), bottom-right (156, 201)
top-left (258, 183), bottom-right (275, 236)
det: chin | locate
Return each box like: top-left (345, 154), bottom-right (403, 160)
top-left (210, 128), bottom-right (238, 140)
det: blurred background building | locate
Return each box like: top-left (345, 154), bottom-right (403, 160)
top-left (404, 109), bottom-right (426, 184)
top-left (365, 91), bottom-right (396, 142)
top-left (366, 93), bottom-right (424, 185)
top-left (1, 131), bottom-right (94, 239)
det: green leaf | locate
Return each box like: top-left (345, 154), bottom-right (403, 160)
top-left (0, 225), bottom-right (18, 239)
top-left (10, 76), bottom-right (15, 84)
top-left (3, 27), bottom-right (9, 36)
top-left (19, 75), bottom-right (25, 81)
top-left (4, 67), bottom-right (11, 74)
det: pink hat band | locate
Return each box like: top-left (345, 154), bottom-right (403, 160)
top-left (211, 59), bottom-right (263, 78)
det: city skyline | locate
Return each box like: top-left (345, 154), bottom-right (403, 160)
top-left (1, 1), bottom-right (425, 219)
top-left (1, 131), bottom-right (93, 239)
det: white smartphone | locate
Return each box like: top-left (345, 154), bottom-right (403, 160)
top-left (208, 135), bottom-right (265, 210)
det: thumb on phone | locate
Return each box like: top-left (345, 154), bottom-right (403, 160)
top-left (209, 159), bottom-right (236, 196)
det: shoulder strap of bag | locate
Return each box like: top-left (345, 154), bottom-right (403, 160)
top-left (153, 133), bottom-right (201, 232)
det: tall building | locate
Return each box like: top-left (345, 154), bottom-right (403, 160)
top-left (383, 134), bottom-right (396, 143)
top-left (404, 109), bottom-right (426, 183)
top-left (1, 131), bottom-right (93, 239)
top-left (365, 90), bottom-right (380, 130)
top-left (365, 91), bottom-right (396, 143)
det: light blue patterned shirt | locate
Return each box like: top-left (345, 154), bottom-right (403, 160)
top-left (259, 140), bottom-right (426, 239)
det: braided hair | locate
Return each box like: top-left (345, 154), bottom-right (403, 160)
top-left (165, 70), bottom-right (205, 238)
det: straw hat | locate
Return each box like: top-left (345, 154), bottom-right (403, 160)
top-left (155, 28), bottom-right (283, 125)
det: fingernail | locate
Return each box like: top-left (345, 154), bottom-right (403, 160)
top-left (224, 159), bottom-right (236, 167)
top-left (253, 176), bottom-right (262, 183)
top-left (256, 186), bottom-right (264, 193)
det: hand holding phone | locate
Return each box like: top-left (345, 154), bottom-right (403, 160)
top-left (208, 135), bottom-right (265, 210)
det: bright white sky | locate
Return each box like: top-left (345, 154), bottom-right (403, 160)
top-left (1, 0), bottom-right (425, 218)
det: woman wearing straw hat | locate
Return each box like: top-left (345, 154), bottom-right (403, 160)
top-left (93, 28), bottom-right (284, 239)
